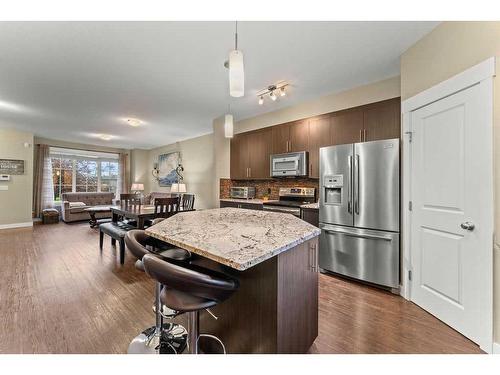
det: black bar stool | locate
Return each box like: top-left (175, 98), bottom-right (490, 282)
top-left (125, 229), bottom-right (191, 354)
top-left (143, 253), bottom-right (239, 354)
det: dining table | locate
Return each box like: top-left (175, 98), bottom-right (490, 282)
top-left (110, 203), bottom-right (194, 229)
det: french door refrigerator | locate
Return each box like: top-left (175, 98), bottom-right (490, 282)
top-left (319, 138), bottom-right (400, 289)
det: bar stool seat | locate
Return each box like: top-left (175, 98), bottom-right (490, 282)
top-left (124, 229), bottom-right (191, 354)
top-left (143, 254), bottom-right (239, 354)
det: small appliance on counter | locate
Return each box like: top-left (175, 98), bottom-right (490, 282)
top-left (270, 151), bottom-right (308, 177)
top-left (319, 138), bottom-right (400, 291)
top-left (230, 186), bottom-right (256, 199)
top-left (262, 187), bottom-right (315, 217)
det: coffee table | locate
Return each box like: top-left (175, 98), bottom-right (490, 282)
top-left (84, 206), bottom-right (112, 228)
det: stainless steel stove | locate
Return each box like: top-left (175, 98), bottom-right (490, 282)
top-left (262, 187), bottom-right (316, 217)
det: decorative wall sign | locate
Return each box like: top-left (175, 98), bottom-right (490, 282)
top-left (157, 152), bottom-right (180, 187)
top-left (0, 159), bottom-right (24, 175)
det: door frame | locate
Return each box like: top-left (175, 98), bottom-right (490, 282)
top-left (401, 57), bottom-right (495, 353)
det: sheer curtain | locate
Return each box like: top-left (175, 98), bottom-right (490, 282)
top-left (33, 144), bottom-right (55, 217)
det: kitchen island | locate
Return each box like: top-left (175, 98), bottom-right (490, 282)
top-left (145, 207), bottom-right (321, 353)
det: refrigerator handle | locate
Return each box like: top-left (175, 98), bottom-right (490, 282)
top-left (354, 154), bottom-right (360, 215)
top-left (348, 155), bottom-right (353, 213)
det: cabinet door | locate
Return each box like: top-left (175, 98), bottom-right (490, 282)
top-left (248, 128), bottom-right (273, 179)
top-left (220, 200), bottom-right (241, 208)
top-left (330, 109), bottom-right (364, 145)
top-left (363, 98), bottom-right (401, 141)
top-left (230, 134), bottom-right (249, 180)
top-left (308, 116), bottom-right (331, 178)
top-left (272, 123), bottom-right (290, 154)
top-left (289, 119), bottom-right (309, 153)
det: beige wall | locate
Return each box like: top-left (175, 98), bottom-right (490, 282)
top-left (0, 129), bottom-right (34, 226)
top-left (400, 21), bottom-right (500, 343)
top-left (140, 133), bottom-right (215, 210)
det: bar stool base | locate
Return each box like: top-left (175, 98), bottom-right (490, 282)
top-left (127, 323), bottom-right (187, 354)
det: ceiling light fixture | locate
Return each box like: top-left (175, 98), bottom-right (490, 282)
top-left (125, 118), bottom-right (143, 127)
top-left (256, 81), bottom-right (290, 105)
top-left (98, 134), bottom-right (113, 141)
top-left (225, 21), bottom-right (244, 98)
top-left (224, 104), bottom-right (234, 138)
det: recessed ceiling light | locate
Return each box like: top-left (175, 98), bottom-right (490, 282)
top-left (98, 134), bottom-right (113, 141)
top-left (125, 118), bottom-right (143, 127)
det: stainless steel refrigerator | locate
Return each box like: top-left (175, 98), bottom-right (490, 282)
top-left (319, 138), bottom-right (400, 289)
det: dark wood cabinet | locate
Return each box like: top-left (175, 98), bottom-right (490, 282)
top-left (289, 120), bottom-right (309, 152)
top-left (272, 120), bottom-right (309, 154)
top-left (308, 116), bottom-right (331, 178)
top-left (248, 128), bottom-right (272, 179)
top-left (220, 200), bottom-right (263, 210)
top-left (330, 109), bottom-right (364, 145)
top-left (230, 128), bottom-right (272, 180)
top-left (363, 98), bottom-right (401, 141)
top-left (300, 207), bottom-right (319, 227)
top-left (272, 123), bottom-right (290, 154)
top-left (230, 97), bottom-right (401, 181)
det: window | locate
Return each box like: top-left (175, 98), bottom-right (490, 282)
top-left (50, 148), bottom-right (120, 202)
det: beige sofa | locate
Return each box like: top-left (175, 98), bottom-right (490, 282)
top-left (61, 192), bottom-right (115, 223)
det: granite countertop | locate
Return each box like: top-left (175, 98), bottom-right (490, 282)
top-left (145, 207), bottom-right (321, 271)
top-left (300, 202), bottom-right (319, 210)
top-left (220, 198), bottom-right (278, 205)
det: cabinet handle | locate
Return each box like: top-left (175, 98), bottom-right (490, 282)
top-left (359, 129), bottom-right (362, 142)
top-left (363, 129), bottom-right (367, 142)
top-left (309, 163), bottom-right (312, 176)
top-left (248, 167), bottom-right (251, 178)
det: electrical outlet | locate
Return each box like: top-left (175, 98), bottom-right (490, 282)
top-left (0, 185), bottom-right (8, 191)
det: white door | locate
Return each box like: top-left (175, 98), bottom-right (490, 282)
top-left (410, 82), bottom-right (492, 348)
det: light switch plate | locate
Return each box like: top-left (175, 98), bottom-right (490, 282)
top-left (0, 185), bottom-right (8, 191)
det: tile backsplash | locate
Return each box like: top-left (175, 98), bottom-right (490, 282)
top-left (220, 178), bottom-right (319, 201)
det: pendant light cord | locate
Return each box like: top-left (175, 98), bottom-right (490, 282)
top-left (235, 21), bottom-right (238, 50)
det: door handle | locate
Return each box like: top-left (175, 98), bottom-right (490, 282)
top-left (354, 154), bottom-right (360, 215)
top-left (320, 225), bottom-right (393, 241)
top-left (460, 222), bottom-right (475, 231)
top-left (348, 155), bottom-right (352, 213)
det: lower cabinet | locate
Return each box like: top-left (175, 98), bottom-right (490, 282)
top-left (220, 201), bottom-right (263, 210)
top-left (300, 208), bottom-right (319, 227)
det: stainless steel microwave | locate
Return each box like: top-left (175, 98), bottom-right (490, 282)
top-left (270, 151), bottom-right (309, 177)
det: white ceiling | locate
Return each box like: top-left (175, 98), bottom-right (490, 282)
top-left (0, 21), bottom-right (438, 149)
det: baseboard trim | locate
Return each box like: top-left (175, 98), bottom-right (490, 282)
top-left (493, 342), bottom-right (500, 354)
top-left (0, 221), bottom-right (34, 230)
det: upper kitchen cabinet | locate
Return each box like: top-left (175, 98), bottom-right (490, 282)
top-left (247, 127), bottom-right (272, 179)
top-left (289, 119), bottom-right (309, 152)
top-left (362, 98), bottom-right (401, 142)
top-left (308, 116), bottom-right (331, 178)
top-left (272, 120), bottom-right (309, 154)
top-left (230, 133), bottom-right (249, 180)
top-left (230, 128), bottom-right (272, 180)
top-left (330, 109), bottom-right (364, 145)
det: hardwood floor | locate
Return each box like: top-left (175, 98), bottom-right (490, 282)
top-left (0, 222), bottom-right (483, 354)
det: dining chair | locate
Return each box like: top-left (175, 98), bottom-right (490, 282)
top-left (153, 197), bottom-right (181, 218)
top-left (181, 194), bottom-right (195, 211)
top-left (120, 193), bottom-right (141, 206)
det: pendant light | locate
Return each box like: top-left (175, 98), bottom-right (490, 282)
top-left (229, 21), bottom-right (244, 97)
top-left (224, 104), bottom-right (234, 138)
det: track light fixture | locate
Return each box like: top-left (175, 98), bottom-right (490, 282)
top-left (256, 81), bottom-right (289, 105)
